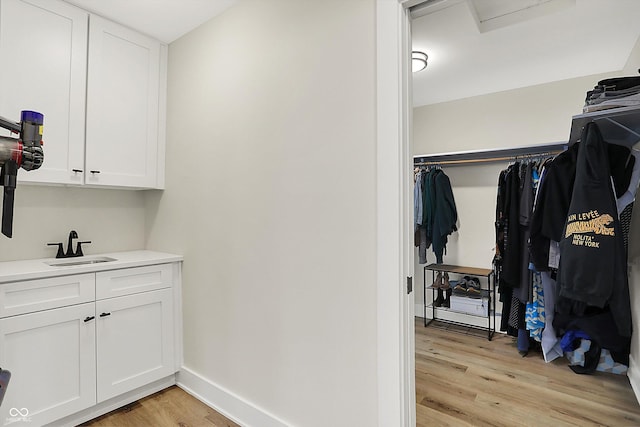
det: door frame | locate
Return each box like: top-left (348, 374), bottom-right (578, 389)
top-left (376, 1), bottom-right (415, 425)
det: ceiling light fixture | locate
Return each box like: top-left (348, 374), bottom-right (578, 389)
top-left (412, 51), bottom-right (428, 73)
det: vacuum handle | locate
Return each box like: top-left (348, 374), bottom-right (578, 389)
top-left (1, 161), bottom-right (17, 238)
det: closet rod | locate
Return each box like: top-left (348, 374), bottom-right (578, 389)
top-left (414, 150), bottom-right (563, 167)
top-left (413, 142), bottom-right (567, 167)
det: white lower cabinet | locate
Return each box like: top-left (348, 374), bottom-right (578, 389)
top-left (96, 288), bottom-right (174, 402)
top-left (0, 303), bottom-right (96, 426)
top-left (0, 262), bottom-right (180, 426)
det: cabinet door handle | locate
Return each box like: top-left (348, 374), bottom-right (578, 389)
top-left (99, 312), bottom-right (111, 317)
top-left (72, 169), bottom-right (83, 173)
top-left (90, 170), bottom-right (101, 174)
top-left (84, 316), bottom-right (95, 322)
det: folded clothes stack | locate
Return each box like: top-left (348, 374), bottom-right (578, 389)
top-left (583, 75), bottom-right (640, 113)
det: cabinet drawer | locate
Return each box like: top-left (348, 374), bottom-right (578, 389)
top-left (96, 264), bottom-right (172, 299)
top-left (0, 273), bottom-right (95, 318)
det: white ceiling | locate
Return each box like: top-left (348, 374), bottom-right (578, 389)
top-left (63, 0), bottom-right (237, 43)
top-left (412, 0), bottom-right (640, 106)
top-left (60, 1), bottom-right (640, 108)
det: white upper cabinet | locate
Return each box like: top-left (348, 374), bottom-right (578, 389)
top-left (86, 15), bottom-right (162, 189)
top-left (0, 0), bottom-right (166, 189)
top-left (0, 0), bottom-right (87, 185)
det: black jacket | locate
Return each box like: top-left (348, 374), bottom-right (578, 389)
top-left (529, 143), bottom-right (580, 271)
top-left (557, 122), bottom-right (631, 337)
top-left (431, 169), bottom-right (458, 263)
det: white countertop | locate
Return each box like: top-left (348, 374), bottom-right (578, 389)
top-left (0, 250), bottom-right (183, 283)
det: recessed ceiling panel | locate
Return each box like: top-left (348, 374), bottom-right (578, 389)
top-left (469, 0), bottom-right (577, 32)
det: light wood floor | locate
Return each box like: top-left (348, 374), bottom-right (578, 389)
top-left (416, 319), bottom-right (640, 426)
top-left (81, 385), bottom-right (239, 427)
top-left (82, 321), bottom-right (640, 426)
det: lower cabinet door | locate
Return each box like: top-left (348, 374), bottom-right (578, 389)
top-left (96, 288), bottom-right (174, 402)
top-left (0, 303), bottom-right (96, 426)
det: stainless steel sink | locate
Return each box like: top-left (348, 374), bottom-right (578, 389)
top-left (46, 256), bottom-right (117, 267)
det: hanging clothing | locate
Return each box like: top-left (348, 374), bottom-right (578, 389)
top-left (431, 169), bottom-right (458, 263)
top-left (620, 202), bottom-right (634, 253)
top-left (414, 167), bottom-right (458, 264)
top-left (540, 271), bottom-right (563, 362)
top-left (414, 169), bottom-right (423, 229)
top-left (525, 271), bottom-right (544, 342)
top-left (495, 161), bottom-right (538, 339)
top-left (557, 122), bottom-right (632, 338)
top-left (500, 163), bottom-right (522, 289)
top-left (496, 159), bottom-right (551, 343)
top-left (414, 169), bottom-right (427, 263)
top-left (616, 149), bottom-right (640, 213)
top-left (528, 143), bottom-right (580, 271)
top-left (517, 162), bottom-right (535, 304)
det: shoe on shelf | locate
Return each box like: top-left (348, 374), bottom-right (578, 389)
top-left (453, 276), bottom-right (469, 295)
top-left (442, 288), bottom-right (452, 308)
top-left (429, 271), bottom-right (443, 289)
top-left (441, 272), bottom-right (451, 290)
top-left (433, 288), bottom-right (445, 307)
top-left (466, 277), bottom-right (482, 298)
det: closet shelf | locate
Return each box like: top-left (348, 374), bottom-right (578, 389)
top-left (414, 142), bottom-right (567, 166)
top-left (569, 105), bottom-right (640, 147)
top-left (423, 263), bottom-right (495, 340)
top-left (424, 263), bottom-right (492, 277)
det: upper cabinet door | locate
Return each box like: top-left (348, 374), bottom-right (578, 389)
top-left (0, 0), bottom-right (88, 185)
top-left (85, 15), bottom-right (160, 189)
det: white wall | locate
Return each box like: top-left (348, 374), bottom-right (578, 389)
top-left (145, 1), bottom-right (378, 426)
top-left (0, 185), bottom-right (145, 262)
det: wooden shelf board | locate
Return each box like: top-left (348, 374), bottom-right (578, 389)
top-left (424, 263), bottom-right (492, 277)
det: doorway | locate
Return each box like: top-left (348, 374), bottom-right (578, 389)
top-left (406, 0), bottom-right (640, 425)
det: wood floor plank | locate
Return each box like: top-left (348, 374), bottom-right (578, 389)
top-left (416, 399), bottom-right (476, 427)
top-left (82, 386), bottom-right (238, 427)
top-left (416, 319), bottom-right (640, 427)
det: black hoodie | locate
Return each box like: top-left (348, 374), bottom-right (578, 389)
top-left (557, 122), bottom-right (632, 337)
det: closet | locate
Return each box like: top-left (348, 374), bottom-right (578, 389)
top-left (414, 143), bottom-right (565, 339)
top-left (415, 105), bottom-right (640, 378)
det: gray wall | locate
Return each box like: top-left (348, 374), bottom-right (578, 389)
top-left (145, 1), bottom-right (378, 426)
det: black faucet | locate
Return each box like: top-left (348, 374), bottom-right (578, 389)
top-left (46, 242), bottom-right (65, 258)
top-left (66, 230), bottom-right (78, 257)
top-left (47, 230), bottom-right (91, 258)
